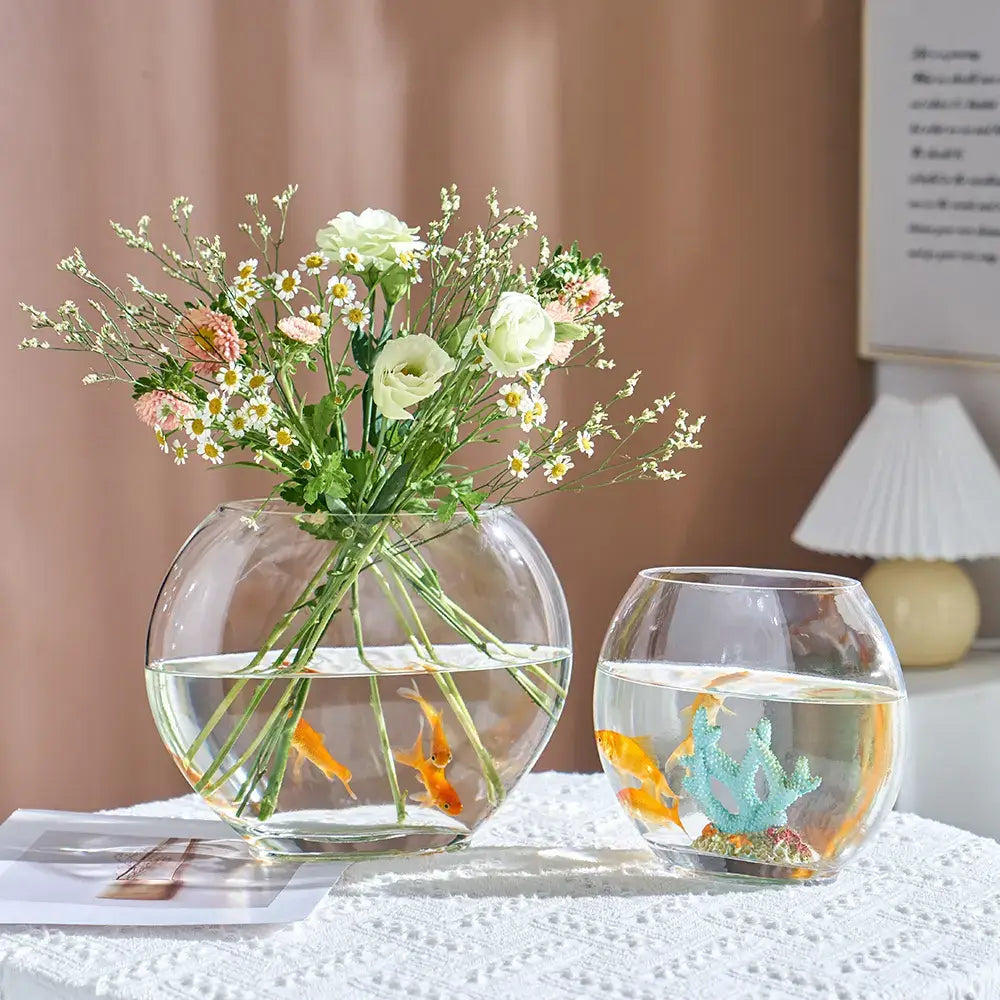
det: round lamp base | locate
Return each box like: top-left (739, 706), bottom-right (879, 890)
top-left (862, 559), bottom-right (980, 668)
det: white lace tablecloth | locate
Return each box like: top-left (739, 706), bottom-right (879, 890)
top-left (1, 772), bottom-right (998, 1000)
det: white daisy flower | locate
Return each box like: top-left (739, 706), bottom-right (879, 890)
top-left (520, 394), bottom-right (548, 432)
top-left (226, 408), bottom-right (250, 438)
top-left (269, 426), bottom-right (298, 452)
top-left (576, 430), bottom-right (595, 457)
top-left (543, 453), bottom-right (574, 485)
top-left (205, 392), bottom-right (227, 421)
top-left (236, 258), bottom-right (258, 282)
top-left (197, 437), bottom-right (225, 465)
top-left (299, 252), bottom-right (329, 276)
top-left (395, 250), bottom-right (421, 273)
top-left (172, 441), bottom-right (188, 465)
top-left (339, 248), bottom-right (366, 272)
top-left (244, 369), bottom-right (274, 395)
top-left (227, 289), bottom-right (255, 318)
top-left (342, 302), bottom-right (371, 332)
top-left (507, 450), bottom-right (530, 480)
top-left (325, 274), bottom-right (356, 308)
top-left (497, 383), bottom-right (530, 417)
top-left (551, 420), bottom-right (568, 443)
top-left (154, 426), bottom-right (169, 454)
top-left (253, 450), bottom-right (265, 465)
top-left (272, 269), bottom-right (301, 301)
top-left (186, 413), bottom-right (212, 442)
top-left (216, 364), bottom-right (242, 395)
top-left (299, 304), bottom-right (331, 329)
top-left (245, 398), bottom-right (275, 428)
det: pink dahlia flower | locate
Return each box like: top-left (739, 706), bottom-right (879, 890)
top-left (277, 315), bottom-right (322, 346)
top-left (179, 306), bottom-right (245, 375)
top-left (134, 390), bottom-right (194, 431)
top-left (570, 274), bottom-right (611, 315)
top-left (544, 300), bottom-right (576, 325)
top-left (547, 340), bottom-right (573, 365)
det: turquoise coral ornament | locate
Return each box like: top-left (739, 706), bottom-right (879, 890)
top-left (678, 708), bottom-right (821, 834)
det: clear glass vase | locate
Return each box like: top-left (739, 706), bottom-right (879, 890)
top-left (146, 502), bottom-right (571, 860)
top-left (595, 568), bottom-right (907, 883)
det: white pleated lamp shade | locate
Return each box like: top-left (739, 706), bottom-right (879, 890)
top-left (793, 395), bottom-right (1000, 561)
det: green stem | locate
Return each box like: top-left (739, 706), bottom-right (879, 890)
top-left (370, 675), bottom-right (406, 823)
top-left (351, 580), bottom-right (406, 822)
top-left (184, 545), bottom-right (343, 766)
top-left (258, 678), bottom-right (310, 821)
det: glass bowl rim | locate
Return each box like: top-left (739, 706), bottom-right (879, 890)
top-left (216, 498), bottom-right (509, 520)
top-left (637, 566), bottom-right (863, 594)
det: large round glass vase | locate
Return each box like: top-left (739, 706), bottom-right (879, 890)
top-left (594, 568), bottom-right (907, 883)
top-left (146, 502), bottom-right (571, 859)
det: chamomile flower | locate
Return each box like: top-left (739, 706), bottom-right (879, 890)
top-left (172, 441), bottom-right (188, 465)
top-left (205, 392), bottom-right (227, 421)
top-left (520, 394), bottom-right (548, 432)
top-left (186, 413), bottom-right (212, 442)
top-left (154, 426), bottom-right (169, 454)
top-left (299, 252), bottom-right (329, 276)
top-left (253, 450), bottom-right (265, 465)
top-left (576, 430), bottom-right (595, 457)
top-left (236, 258), bottom-right (258, 282)
top-left (543, 453), bottom-right (574, 485)
top-left (244, 369), bottom-right (274, 395)
top-left (395, 250), bottom-right (421, 274)
top-left (246, 398), bottom-right (275, 428)
top-left (269, 426), bottom-right (298, 452)
top-left (507, 450), bottom-right (530, 480)
top-left (226, 408), bottom-right (249, 438)
top-left (272, 269), bottom-right (301, 302)
top-left (198, 437), bottom-right (225, 465)
top-left (497, 383), bottom-right (530, 417)
top-left (342, 302), bottom-right (371, 332)
top-left (216, 363), bottom-right (242, 395)
top-left (227, 288), bottom-right (255, 318)
top-left (339, 248), bottom-right (365, 272)
top-left (325, 274), bottom-right (356, 308)
top-left (298, 303), bottom-right (331, 330)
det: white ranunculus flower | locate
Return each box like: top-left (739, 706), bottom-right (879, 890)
top-left (372, 334), bottom-right (456, 421)
top-left (315, 209), bottom-right (425, 273)
top-left (482, 292), bottom-right (556, 376)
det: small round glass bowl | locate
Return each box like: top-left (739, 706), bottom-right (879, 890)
top-left (594, 567), bottom-right (908, 883)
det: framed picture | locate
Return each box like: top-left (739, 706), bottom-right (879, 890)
top-left (860, 0), bottom-right (1000, 366)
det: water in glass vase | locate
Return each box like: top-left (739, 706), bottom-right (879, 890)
top-left (594, 662), bottom-right (906, 882)
top-left (147, 643), bottom-right (569, 859)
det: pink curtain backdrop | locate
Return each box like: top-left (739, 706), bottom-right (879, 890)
top-left (1, 0), bottom-right (869, 813)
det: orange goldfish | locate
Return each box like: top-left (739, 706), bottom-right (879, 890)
top-left (398, 682), bottom-right (452, 767)
top-left (705, 670), bottom-right (750, 689)
top-left (394, 721), bottom-right (463, 815)
top-left (680, 692), bottom-right (734, 727)
top-left (666, 690), bottom-right (735, 770)
top-left (617, 787), bottom-right (686, 832)
top-left (291, 718), bottom-right (356, 799)
top-left (594, 730), bottom-right (677, 801)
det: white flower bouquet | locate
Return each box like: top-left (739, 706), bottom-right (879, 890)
top-left (20, 185), bottom-right (703, 850)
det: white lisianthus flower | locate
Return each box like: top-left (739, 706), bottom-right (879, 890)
top-left (372, 333), bottom-right (456, 421)
top-left (316, 209), bottom-right (425, 273)
top-left (482, 292), bottom-right (556, 376)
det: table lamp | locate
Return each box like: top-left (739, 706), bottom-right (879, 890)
top-left (793, 394), bottom-right (1000, 668)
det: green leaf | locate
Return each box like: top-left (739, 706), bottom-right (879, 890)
top-left (303, 453), bottom-right (351, 506)
top-left (304, 392), bottom-right (341, 443)
top-left (370, 461), bottom-right (412, 514)
top-left (436, 496), bottom-right (459, 523)
top-left (554, 321), bottom-right (588, 343)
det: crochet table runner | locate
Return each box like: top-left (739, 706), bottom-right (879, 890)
top-left (0, 772), bottom-right (998, 1000)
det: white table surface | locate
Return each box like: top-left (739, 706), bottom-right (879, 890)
top-left (1, 772), bottom-right (998, 1000)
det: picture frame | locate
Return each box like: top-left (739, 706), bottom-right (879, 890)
top-left (859, 0), bottom-right (1000, 367)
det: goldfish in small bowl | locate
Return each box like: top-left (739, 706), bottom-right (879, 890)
top-left (594, 567), bottom-right (908, 883)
